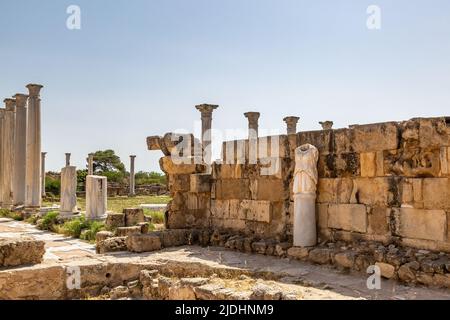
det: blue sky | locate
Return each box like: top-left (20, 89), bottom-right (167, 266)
top-left (1, 0), bottom-right (450, 172)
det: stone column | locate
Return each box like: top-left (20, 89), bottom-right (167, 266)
top-left (244, 112), bottom-right (260, 140)
top-left (85, 175), bottom-right (107, 220)
top-left (12, 94), bottom-right (28, 206)
top-left (0, 109), bottom-right (4, 206)
top-left (60, 166), bottom-right (78, 217)
top-left (129, 155), bottom-right (136, 196)
top-left (65, 153), bottom-right (71, 167)
top-left (283, 116), bottom-right (300, 135)
top-left (319, 121), bottom-right (333, 130)
top-left (293, 144), bottom-right (319, 247)
top-left (2, 99), bottom-right (16, 208)
top-left (87, 153), bottom-right (94, 175)
top-left (25, 84), bottom-right (43, 212)
top-left (41, 152), bottom-right (47, 197)
top-left (195, 104), bottom-right (218, 166)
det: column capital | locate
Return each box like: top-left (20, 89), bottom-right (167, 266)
top-left (26, 83), bottom-right (44, 97)
top-left (130, 155), bottom-right (136, 159)
top-left (319, 121), bottom-right (334, 130)
top-left (244, 111), bottom-right (260, 122)
top-left (283, 116), bottom-right (300, 125)
top-left (41, 152), bottom-right (47, 156)
top-left (4, 98), bottom-right (16, 111)
top-left (13, 94), bottom-right (29, 107)
top-left (195, 104), bottom-right (218, 116)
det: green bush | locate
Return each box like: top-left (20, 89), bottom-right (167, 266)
top-left (144, 209), bottom-right (165, 224)
top-left (60, 216), bottom-right (104, 241)
top-left (45, 176), bottom-right (61, 196)
top-left (0, 209), bottom-right (23, 221)
top-left (39, 211), bottom-right (59, 231)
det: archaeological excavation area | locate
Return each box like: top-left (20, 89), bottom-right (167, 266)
top-left (2, 87), bottom-right (450, 300)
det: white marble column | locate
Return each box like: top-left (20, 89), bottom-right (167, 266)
top-left (283, 116), bottom-right (300, 135)
top-left (2, 99), bottom-right (16, 208)
top-left (25, 84), bottom-right (43, 212)
top-left (293, 144), bottom-right (319, 247)
top-left (87, 153), bottom-right (94, 175)
top-left (12, 94), bottom-right (28, 206)
top-left (85, 175), bottom-right (107, 220)
top-left (65, 153), bottom-right (71, 167)
top-left (195, 104), bottom-right (218, 166)
top-left (60, 165), bottom-right (78, 217)
top-left (0, 109), bottom-right (5, 207)
top-left (41, 152), bottom-right (47, 197)
top-left (129, 155), bottom-right (136, 196)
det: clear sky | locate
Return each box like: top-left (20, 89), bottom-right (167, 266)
top-left (1, 0), bottom-right (450, 173)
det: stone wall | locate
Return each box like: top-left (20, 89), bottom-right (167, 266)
top-left (157, 116), bottom-right (450, 252)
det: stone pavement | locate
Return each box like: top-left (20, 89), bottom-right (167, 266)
top-left (1, 217), bottom-right (450, 300)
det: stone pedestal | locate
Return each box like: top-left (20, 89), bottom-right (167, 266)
top-left (129, 155), bottom-right (136, 196)
top-left (2, 99), bottom-right (16, 208)
top-left (25, 84), bottom-right (43, 212)
top-left (293, 144), bottom-right (319, 247)
top-left (12, 94), bottom-right (28, 206)
top-left (60, 166), bottom-right (78, 217)
top-left (85, 175), bottom-right (107, 220)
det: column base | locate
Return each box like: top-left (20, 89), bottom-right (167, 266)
top-left (59, 211), bottom-right (81, 219)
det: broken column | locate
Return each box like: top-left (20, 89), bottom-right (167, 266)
top-left (195, 104), bottom-right (218, 166)
top-left (2, 99), bottom-right (16, 208)
top-left (87, 153), bottom-right (94, 175)
top-left (283, 116), bottom-right (300, 135)
top-left (319, 121), bottom-right (333, 130)
top-left (41, 152), bottom-right (47, 197)
top-left (85, 175), bottom-right (107, 220)
top-left (129, 155), bottom-right (136, 196)
top-left (293, 144), bottom-right (319, 247)
top-left (244, 112), bottom-right (260, 164)
top-left (65, 153), bottom-right (71, 166)
top-left (12, 94), bottom-right (28, 206)
top-left (25, 84), bottom-right (43, 212)
top-left (60, 165), bottom-right (78, 217)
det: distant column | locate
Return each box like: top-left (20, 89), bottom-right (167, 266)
top-left (65, 153), bottom-right (71, 167)
top-left (12, 94), bottom-right (28, 206)
top-left (195, 104), bottom-right (218, 166)
top-left (2, 99), bottom-right (16, 208)
top-left (319, 121), bottom-right (334, 130)
top-left (244, 112), bottom-right (260, 140)
top-left (41, 152), bottom-right (47, 197)
top-left (87, 153), bottom-right (94, 175)
top-left (25, 84), bottom-right (43, 212)
top-left (129, 155), bottom-right (136, 196)
top-left (283, 116), bottom-right (300, 135)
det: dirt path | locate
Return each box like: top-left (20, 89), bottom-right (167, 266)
top-left (1, 218), bottom-right (450, 300)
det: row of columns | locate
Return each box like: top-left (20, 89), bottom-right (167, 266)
top-left (0, 84), bottom-right (43, 212)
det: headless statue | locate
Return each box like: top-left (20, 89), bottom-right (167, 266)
top-left (293, 144), bottom-right (319, 247)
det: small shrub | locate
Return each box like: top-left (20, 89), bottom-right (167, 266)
top-left (0, 209), bottom-right (10, 217)
top-left (143, 209), bottom-right (165, 224)
top-left (38, 211), bottom-right (59, 231)
top-left (61, 217), bottom-right (86, 238)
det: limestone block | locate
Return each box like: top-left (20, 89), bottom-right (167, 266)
top-left (96, 237), bottom-right (127, 254)
top-left (85, 175), bottom-right (107, 220)
top-left (254, 178), bottom-right (286, 201)
top-left (298, 130), bottom-right (333, 155)
top-left (317, 179), bottom-right (336, 203)
top-left (95, 230), bottom-right (114, 243)
top-left (146, 135), bottom-right (162, 151)
top-left (422, 178), bottom-right (450, 209)
top-left (334, 251), bottom-right (356, 269)
top-left (350, 122), bottom-right (399, 153)
top-left (216, 164), bottom-right (243, 179)
top-left (123, 208), bottom-right (145, 226)
top-left (395, 208), bottom-right (447, 241)
top-left (228, 199), bottom-right (241, 219)
top-left (287, 247), bottom-right (310, 260)
top-left (190, 173), bottom-right (211, 193)
top-left (439, 147), bottom-right (450, 176)
top-left (327, 204), bottom-right (368, 233)
top-left (360, 152), bottom-right (384, 177)
top-left (126, 234), bottom-right (162, 253)
top-left (243, 200), bottom-right (272, 223)
top-left (354, 178), bottom-right (390, 206)
top-left (116, 226), bottom-right (142, 237)
top-left (210, 200), bottom-right (229, 218)
top-left (375, 262), bottom-right (395, 279)
top-left (105, 213), bottom-right (125, 230)
top-left (368, 207), bottom-right (389, 235)
top-left (168, 174), bottom-right (190, 192)
top-left (154, 229), bottom-right (189, 247)
top-left (159, 156), bottom-right (206, 175)
top-left (418, 118), bottom-right (450, 149)
top-left (316, 204), bottom-right (328, 229)
top-left (160, 132), bottom-right (203, 157)
top-left (0, 237), bottom-right (45, 267)
top-left (214, 179), bottom-right (250, 200)
top-left (333, 128), bottom-right (351, 154)
top-left (222, 218), bottom-right (246, 231)
top-left (308, 248), bottom-right (332, 264)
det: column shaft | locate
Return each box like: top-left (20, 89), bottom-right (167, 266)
top-left (2, 99), bottom-right (16, 207)
top-left (129, 155), bottom-right (136, 196)
top-left (12, 94), bottom-right (28, 206)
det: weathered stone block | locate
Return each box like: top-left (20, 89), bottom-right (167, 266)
top-left (298, 130), bottom-right (333, 155)
top-left (218, 164), bottom-right (244, 179)
top-left (190, 173), bottom-right (211, 193)
top-left (316, 204), bottom-right (328, 229)
top-left (395, 208), bottom-right (447, 241)
top-left (375, 262), bottom-right (395, 279)
top-left (214, 179), bottom-right (250, 200)
top-left (116, 226), bottom-right (142, 237)
top-left (287, 247), bottom-right (310, 260)
top-left (168, 174), bottom-right (190, 192)
top-left (317, 179), bottom-right (336, 203)
top-left (418, 118), bottom-right (450, 149)
top-left (96, 237), bottom-right (127, 254)
top-left (211, 200), bottom-right (229, 219)
top-left (126, 234), bottom-right (162, 253)
top-left (159, 156), bottom-right (206, 175)
top-left (350, 122), bottom-right (399, 153)
top-left (368, 206), bottom-right (389, 235)
top-left (242, 200), bottom-right (272, 223)
top-left (96, 230), bottom-right (114, 243)
top-left (354, 178), bottom-right (390, 206)
top-left (146, 135), bottom-right (162, 151)
top-left (309, 248), bottom-right (332, 264)
top-left (105, 213), bottom-right (125, 230)
top-left (422, 178), bottom-right (450, 209)
top-left (334, 251), bottom-right (355, 268)
top-left (154, 229), bottom-right (189, 247)
top-left (254, 178), bottom-right (286, 201)
top-left (0, 238), bottom-right (45, 267)
top-left (327, 204), bottom-right (367, 233)
top-left (360, 152), bottom-right (384, 177)
top-left (123, 208), bottom-right (145, 226)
